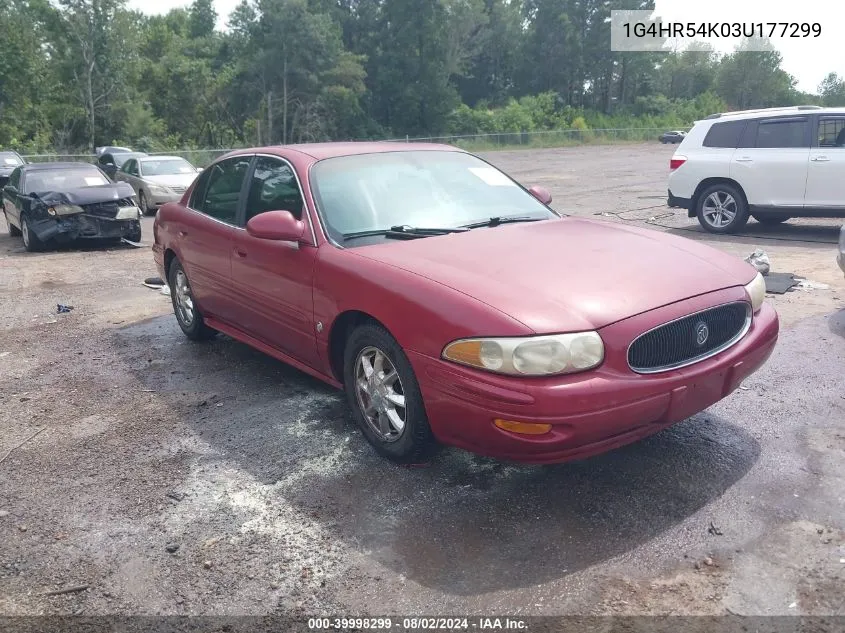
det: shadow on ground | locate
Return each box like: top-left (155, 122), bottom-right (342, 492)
top-left (117, 316), bottom-right (761, 596)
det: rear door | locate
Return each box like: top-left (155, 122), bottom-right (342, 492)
top-left (804, 115), bottom-right (845, 209)
top-left (172, 155), bottom-right (252, 320)
top-left (229, 154), bottom-right (320, 365)
top-left (2, 168), bottom-right (23, 228)
top-left (731, 116), bottom-right (811, 208)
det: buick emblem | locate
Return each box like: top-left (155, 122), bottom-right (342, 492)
top-left (695, 321), bottom-right (709, 347)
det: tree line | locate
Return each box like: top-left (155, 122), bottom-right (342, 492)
top-left (2, 0), bottom-right (845, 154)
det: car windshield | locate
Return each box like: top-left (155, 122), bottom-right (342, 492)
top-left (25, 168), bottom-right (109, 193)
top-left (140, 158), bottom-right (195, 176)
top-left (310, 150), bottom-right (556, 244)
top-left (0, 152), bottom-right (23, 167)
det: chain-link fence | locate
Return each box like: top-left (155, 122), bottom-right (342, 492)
top-left (19, 127), bottom-right (671, 167)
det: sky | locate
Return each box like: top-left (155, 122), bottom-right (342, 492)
top-left (127, 0), bottom-right (842, 94)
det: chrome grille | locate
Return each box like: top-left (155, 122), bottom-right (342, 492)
top-left (170, 186), bottom-right (187, 194)
top-left (627, 302), bottom-right (751, 374)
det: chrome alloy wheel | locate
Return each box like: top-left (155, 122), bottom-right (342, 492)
top-left (173, 269), bottom-right (195, 327)
top-left (702, 191), bottom-right (737, 228)
top-left (354, 346), bottom-right (407, 442)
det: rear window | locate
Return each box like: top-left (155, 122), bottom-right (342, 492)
top-left (755, 118), bottom-right (808, 148)
top-left (702, 121), bottom-right (746, 148)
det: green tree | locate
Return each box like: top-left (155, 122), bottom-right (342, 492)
top-left (818, 72), bottom-right (845, 107)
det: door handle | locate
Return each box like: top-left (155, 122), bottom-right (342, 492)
top-left (811, 156), bottom-right (830, 162)
top-left (735, 157), bottom-right (753, 163)
top-left (234, 248), bottom-right (247, 258)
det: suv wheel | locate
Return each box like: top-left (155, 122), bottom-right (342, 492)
top-left (696, 183), bottom-right (749, 234)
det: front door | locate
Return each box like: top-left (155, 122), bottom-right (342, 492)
top-left (229, 155), bottom-right (320, 366)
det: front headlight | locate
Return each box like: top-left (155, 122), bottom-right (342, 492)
top-left (442, 332), bottom-right (605, 376)
top-left (149, 184), bottom-right (172, 194)
top-left (47, 204), bottom-right (84, 216)
top-left (744, 272), bottom-right (766, 313)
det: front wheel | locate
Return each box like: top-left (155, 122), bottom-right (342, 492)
top-left (696, 183), bottom-right (749, 234)
top-left (752, 214), bottom-right (790, 225)
top-left (343, 323), bottom-right (435, 463)
top-left (20, 214), bottom-right (47, 252)
top-left (167, 258), bottom-right (216, 341)
top-left (139, 191), bottom-right (151, 216)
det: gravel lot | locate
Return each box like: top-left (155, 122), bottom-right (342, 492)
top-left (1, 142), bottom-right (844, 622)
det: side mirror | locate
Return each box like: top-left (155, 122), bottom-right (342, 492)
top-left (246, 210), bottom-right (306, 242)
top-left (528, 185), bottom-right (552, 205)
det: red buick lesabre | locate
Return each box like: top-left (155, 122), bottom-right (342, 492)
top-left (152, 143), bottom-right (779, 464)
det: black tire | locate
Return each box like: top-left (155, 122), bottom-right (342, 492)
top-left (4, 211), bottom-right (21, 237)
top-left (342, 323), bottom-right (436, 463)
top-left (695, 183), bottom-right (749, 234)
top-left (139, 190), bottom-right (151, 216)
top-left (167, 258), bottom-right (216, 341)
top-left (752, 214), bottom-right (790, 225)
top-left (20, 213), bottom-right (46, 252)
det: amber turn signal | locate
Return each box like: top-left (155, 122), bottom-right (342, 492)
top-left (493, 419), bottom-right (552, 435)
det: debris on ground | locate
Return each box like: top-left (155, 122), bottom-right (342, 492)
top-left (121, 238), bottom-right (144, 248)
top-left (143, 277), bottom-right (165, 290)
top-left (745, 249), bottom-right (770, 275)
top-left (42, 584), bottom-right (90, 596)
top-left (708, 522), bottom-right (724, 536)
top-left (794, 280), bottom-right (830, 291)
top-left (166, 491), bottom-right (186, 502)
top-left (764, 272), bottom-right (800, 294)
top-left (56, 304), bottom-right (74, 314)
top-left (165, 543), bottom-right (180, 554)
top-left (0, 428), bottom-right (46, 466)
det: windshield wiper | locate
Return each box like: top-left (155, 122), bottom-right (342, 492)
top-left (460, 215), bottom-right (546, 229)
top-left (342, 225), bottom-right (469, 241)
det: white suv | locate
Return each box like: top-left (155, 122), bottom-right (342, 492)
top-left (668, 105), bottom-right (845, 234)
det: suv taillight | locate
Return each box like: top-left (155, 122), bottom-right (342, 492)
top-left (670, 156), bottom-right (687, 171)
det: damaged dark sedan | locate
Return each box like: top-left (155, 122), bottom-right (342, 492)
top-left (2, 162), bottom-right (142, 252)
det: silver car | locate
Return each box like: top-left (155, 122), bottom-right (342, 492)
top-left (114, 155), bottom-right (201, 215)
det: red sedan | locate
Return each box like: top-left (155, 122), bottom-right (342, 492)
top-left (152, 143), bottom-right (779, 464)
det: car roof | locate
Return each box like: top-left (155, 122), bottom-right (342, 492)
top-left (702, 105), bottom-right (845, 122)
top-left (226, 141), bottom-right (463, 161)
top-left (139, 155), bottom-right (186, 161)
top-left (21, 162), bottom-right (99, 172)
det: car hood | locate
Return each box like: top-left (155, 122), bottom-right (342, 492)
top-left (144, 174), bottom-right (198, 188)
top-left (32, 182), bottom-right (136, 206)
top-left (351, 217), bottom-right (757, 333)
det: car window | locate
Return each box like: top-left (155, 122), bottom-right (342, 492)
top-left (818, 118), bottom-right (845, 148)
top-left (0, 152), bottom-right (24, 167)
top-left (98, 154), bottom-right (110, 166)
top-left (244, 156), bottom-right (304, 224)
top-left (703, 121), bottom-right (746, 148)
top-left (121, 159), bottom-right (134, 174)
top-left (195, 156), bottom-right (251, 224)
top-left (9, 168), bottom-right (21, 189)
top-left (754, 118), bottom-right (808, 148)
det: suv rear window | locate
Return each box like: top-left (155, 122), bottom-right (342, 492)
top-left (754, 118), bottom-right (808, 148)
top-left (703, 121), bottom-right (746, 148)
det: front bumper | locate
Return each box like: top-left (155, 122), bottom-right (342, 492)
top-left (149, 191), bottom-right (183, 208)
top-left (411, 297), bottom-right (779, 465)
top-left (29, 214), bottom-right (140, 242)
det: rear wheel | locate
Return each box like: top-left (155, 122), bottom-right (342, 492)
top-left (343, 323), bottom-right (435, 463)
top-left (4, 211), bottom-right (21, 237)
top-left (752, 214), bottom-right (790, 225)
top-left (20, 214), bottom-right (47, 252)
top-left (167, 258), bottom-right (216, 341)
top-left (696, 183), bottom-right (749, 234)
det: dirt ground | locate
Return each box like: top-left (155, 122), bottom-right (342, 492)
top-left (1, 142), bottom-right (844, 623)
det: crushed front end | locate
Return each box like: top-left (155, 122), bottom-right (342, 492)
top-left (26, 183), bottom-right (142, 243)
